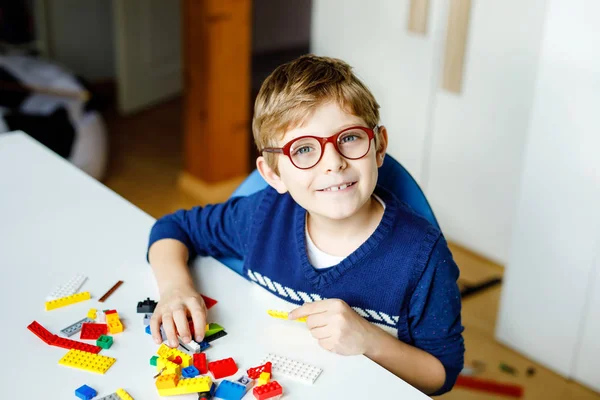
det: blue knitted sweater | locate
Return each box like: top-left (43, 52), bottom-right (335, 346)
top-left (148, 185), bottom-right (464, 395)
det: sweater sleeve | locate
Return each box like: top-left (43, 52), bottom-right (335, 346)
top-left (408, 234), bottom-right (465, 396)
top-left (147, 190), bottom-right (266, 261)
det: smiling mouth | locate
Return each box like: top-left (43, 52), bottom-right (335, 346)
top-left (318, 181), bottom-right (357, 192)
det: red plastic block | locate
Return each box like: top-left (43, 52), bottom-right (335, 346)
top-left (193, 353), bottom-right (208, 374)
top-left (253, 381), bottom-right (282, 400)
top-left (172, 356), bottom-right (182, 365)
top-left (201, 294), bottom-right (217, 309)
top-left (247, 362), bottom-right (272, 379)
top-left (104, 309), bottom-right (117, 315)
top-left (80, 323), bottom-right (107, 340)
top-left (455, 375), bottom-right (524, 398)
top-left (27, 320), bottom-right (57, 345)
top-left (208, 357), bottom-right (238, 379)
top-left (52, 336), bottom-right (102, 354)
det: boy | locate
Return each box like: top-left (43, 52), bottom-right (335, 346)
top-left (147, 55), bottom-right (464, 395)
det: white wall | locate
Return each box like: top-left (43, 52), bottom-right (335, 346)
top-left (311, 0), bottom-right (444, 183)
top-left (253, 0), bottom-right (312, 53)
top-left (425, 0), bottom-right (547, 264)
top-left (46, 0), bottom-right (115, 80)
top-left (497, 0), bottom-right (600, 387)
top-left (311, 0), bottom-right (548, 264)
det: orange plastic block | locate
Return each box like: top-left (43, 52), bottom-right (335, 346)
top-left (108, 319), bottom-right (124, 334)
top-left (156, 373), bottom-right (179, 389)
top-left (45, 291), bottom-right (91, 311)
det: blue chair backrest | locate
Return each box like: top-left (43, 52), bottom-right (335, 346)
top-left (219, 154), bottom-right (439, 275)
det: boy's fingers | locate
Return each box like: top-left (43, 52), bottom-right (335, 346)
top-left (305, 312), bottom-right (329, 330)
top-left (173, 308), bottom-right (191, 343)
top-left (308, 325), bottom-right (331, 340)
top-left (150, 314), bottom-right (163, 344)
top-left (188, 303), bottom-right (206, 342)
top-left (161, 313), bottom-right (178, 347)
top-left (289, 300), bottom-right (329, 319)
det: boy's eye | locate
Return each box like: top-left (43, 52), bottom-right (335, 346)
top-left (292, 146), bottom-right (314, 156)
top-left (339, 134), bottom-right (359, 144)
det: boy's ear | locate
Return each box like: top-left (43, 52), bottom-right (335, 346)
top-left (256, 156), bottom-right (288, 194)
top-left (376, 125), bottom-right (389, 168)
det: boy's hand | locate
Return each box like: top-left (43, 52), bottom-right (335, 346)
top-left (288, 299), bottom-right (376, 355)
top-left (150, 283), bottom-right (207, 347)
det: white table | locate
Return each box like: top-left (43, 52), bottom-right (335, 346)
top-left (0, 131), bottom-right (429, 399)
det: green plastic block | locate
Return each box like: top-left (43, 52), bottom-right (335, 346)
top-left (150, 355), bottom-right (158, 366)
top-left (96, 334), bottom-right (113, 349)
top-left (205, 323), bottom-right (224, 337)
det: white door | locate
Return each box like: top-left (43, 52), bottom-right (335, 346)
top-left (113, 0), bottom-right (182, 114)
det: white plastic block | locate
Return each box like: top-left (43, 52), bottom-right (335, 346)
top-left (46, 273), bottom-right (87, 300)
top-left (178, 337), bottom-right (201, 353)
top-left (96, 393), bottom-right (120, 400)
top-left (60, 317), bottom-right (94, 337)
top-left (97, 311), bottom-right (106, 323)
top-left (260, 353), bottom-right (322, 385)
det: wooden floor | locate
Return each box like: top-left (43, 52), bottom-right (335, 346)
top-left (102, 98), bottom-right (599, 400)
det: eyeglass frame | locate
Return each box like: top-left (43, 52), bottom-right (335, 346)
top-left (260, 125), bottom-right (378, 170)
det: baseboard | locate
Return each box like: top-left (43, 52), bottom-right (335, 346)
top-left (177, 171), bottom-right (246, 205)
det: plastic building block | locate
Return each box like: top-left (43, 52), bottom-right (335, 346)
top-left (236, 375), bottom-right (255, 391)
top-left (53, 335), bottom-right (102, 353)
top-left (208, 357), bottom-right (238, 379)
top-left (75, 384), bottom-right (97, 400)
top-left (81, 323), bottom-right (108, 340)
top-left (104, 309), bottom-right (118, 315)
top-left (173, 356), bottom-right (183, 365)
top-left (27, 320), bottom-right (57, 345)
top-left (261, 353), bottom-right (322, 385)
top-left (47, 273), bottom-right (87, 300)
top-left (197, 382), bottom-right (217, 400)
top-left (59, 349), bottom-right (116, 374)
top-left (182, 365), bottom-right (200, 378)
top-left (157, 357), bottom-right (182, 376)
top-left (179, 337), bottom-right (201, 353)
top-left (204, 323), bottom-right (224, 337)
top-left (115, 388), bottom-right (134, 400)
top-left (156, 375), bottom-right (212, 396)
top-left (108, 319), bottom-right (124, 334)
top-left (204, 330), bottom-right (227, 343)
top-left (157, 343), bottom-right (192, 367)
top-left (156, 373), bottom-right (179, 389)
top-left (455, 375), bottom-right (524, 398)
top-left (98, 280), bottom-right (124, 302)
top-left (143, 313), bottom-right (152, 325)
top-left (97, 311), bottom-right (106, 323)
top-left (45, 291), bottom-right (91, 311)
top-left (247, 362), bottom-right (272, 379)
top-left (137, 297), bottom-right (157, 313)
top-left (145, 324), bottom-right (167, 341)
top-left (199, 340), bottom-right (210, 351)
top-left (267, 309), bottom-right (307, 322)
top-left (193, 352), bottom-right (208, 374)
top-left (252, 381), bottom-right (282, 400)
top-left (87, 308), bottom-right (97, 320)
top-left (200, 294), bottom-right (218, 309)
top-left (257, 372), bottom-right (270, 386)
top-left (61, 317), bottom-right (95, 337)
top-left (96, 392), bottom-right (118, 400)
top-left (150, 355), bottom-right (159, 366)
top-left (214, 380), bottom-right (246, 400)
top-left (97, 335), bottom-right (113, 349)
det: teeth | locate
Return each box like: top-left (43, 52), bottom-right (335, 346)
top-left (330, 186), bottom-right (339, 192)
top-left (339, 184), bottom-right (348, 190)
top-left (324, 183), bottom-right (351, 192)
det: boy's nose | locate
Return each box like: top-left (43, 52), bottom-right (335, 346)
top-left (320, 142), bottom-right (346, 173)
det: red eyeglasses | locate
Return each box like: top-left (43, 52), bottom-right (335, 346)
top-left (261, 126), bottom-right (377, 169)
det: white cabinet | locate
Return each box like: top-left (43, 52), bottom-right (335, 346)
top-left (496, 0), bottom-right (600, 390)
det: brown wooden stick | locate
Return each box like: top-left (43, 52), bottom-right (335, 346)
top-left (98, 280), bottom-right (124, 303)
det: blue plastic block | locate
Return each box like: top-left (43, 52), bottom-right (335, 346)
top-left (214, 380), bottom-right (246, 400)
top-left (145, 324), bottom-right (167, 340)
top-left (199, 340), bottom-right (211, 351)
top-left (182, 365), bottom-right (200, 378)
top-left (75, 384), bottom-right (97, 400)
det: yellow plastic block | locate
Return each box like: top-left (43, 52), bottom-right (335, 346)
top-left (157, 357), bottom-right (181, 376)
top-left (267, 309), bottom-right (307, 322)
top-left (157, 343), bottom-right (172, 358)
top-left (45, 291), bottom-right (91, 311)
top-left (116, 388), bottom-right (134, 400)
top-left (87, 308), bottom-right (97, 320)
top-left (106, 313), bottom-right (120, 324)
top-left (58, 349), bottom-right (116, 374)
top-left (108, 319), bottom-right (124, 334)
top-left (157, 376), bottom-right (212, 396)
top-left (156, 373), bottom-right (179, 389)
top-left (156, 343), bottom-right (192, 367)
top-left (258, 371), bottom-right (271, 386)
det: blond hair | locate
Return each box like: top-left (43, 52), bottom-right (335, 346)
top-left (252, 54), bottom-right (381, 170)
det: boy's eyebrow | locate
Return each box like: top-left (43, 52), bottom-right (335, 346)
top-left (289, 122), bottom-right (367, 139)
